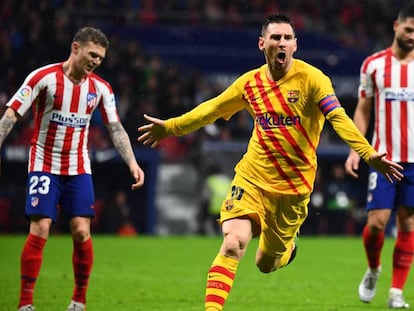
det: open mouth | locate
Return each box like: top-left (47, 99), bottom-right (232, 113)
top-left (277, 52), bottom-right (286, 61)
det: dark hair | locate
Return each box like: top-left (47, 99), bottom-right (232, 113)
top-left (72, 27), bottom-right (109, 49)
top-left (261, 13), bottom-right (295, 36)
top-left (398, 3), bottom-right (414, 21)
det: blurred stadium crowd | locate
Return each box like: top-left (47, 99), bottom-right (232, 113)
top-left (0, 0), bottom-right (408, 235)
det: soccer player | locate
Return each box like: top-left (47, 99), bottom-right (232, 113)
top-left (0, 27), bottom-right (145, 311)
top-left (344, 3), bottom-right (414, 309)
top-left (138, 14), bottom-right (403, 311)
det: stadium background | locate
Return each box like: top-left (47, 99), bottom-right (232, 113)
top-left (0, 0), bottom-right (407, 236)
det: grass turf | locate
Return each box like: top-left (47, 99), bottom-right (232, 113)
top-left (0, 235), bottom-right (412, 310)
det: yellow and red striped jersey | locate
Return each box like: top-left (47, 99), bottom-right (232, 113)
top-left (166, 59), bottom-right (375, 195)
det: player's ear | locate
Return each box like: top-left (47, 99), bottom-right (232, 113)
top-left (258, 37), bottom-right (265, 51)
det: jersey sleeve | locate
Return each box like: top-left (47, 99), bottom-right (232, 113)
top-left (96, 79), bottom-right (120, 123)
top-left (6, 69), bottom-right (45, 117)
top-left (165, 80), bottom-right (249, 136)
top-left (358, 58), bottom-right (374, 98)
top-left (326, 107), bottom-right (375, 163)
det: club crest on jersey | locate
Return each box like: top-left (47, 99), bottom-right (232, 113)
top-left (287, 90), bottom-right (299, 103)
top-left (87, 93), bottom-right (98, 108)
top-left (31, 196), bottom-right (39, 207)
top-left (224, 199), bottom-right (234, 210)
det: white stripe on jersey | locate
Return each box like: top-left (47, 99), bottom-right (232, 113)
top-left (358, 48), bottom-right (414, 162)
top-left (6, 63), bottom-right (120, 175)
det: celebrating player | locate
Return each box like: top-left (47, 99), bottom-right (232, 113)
top-left (0, 27), bottom-right (145, 311)
top-left (345, 3), bottom-right (414, 309)
top-left (138, 13), bottom-right (403, 310)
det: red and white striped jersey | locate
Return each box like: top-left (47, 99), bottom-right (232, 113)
top-left (6, 62), bottom-right (120, 175)
top-left (359, 47), bottom-right (414, 163)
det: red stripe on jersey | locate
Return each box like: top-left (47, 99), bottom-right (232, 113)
top-left (384, 53), bottom-right (393, 159)
top-left (98, 98), bottom-right (108, 123)
top-left (244, 79), bottom-right (296, 191)
top-left (29, 89), bottom-right (47, 172)
top-left (254, 74), bottom-right (312, 191)
top-left (400, 64), bottom-right (408, 162)
top-left (255, 125), bottom-right (300, 194)
top-left (27, 64), bottom-right (61, 89)
top-left (373, 68), bottom-right (381, 152)
top-left (271, 85), bottom-right (316, 164)
top-left (61, 84), bottom-right (82, 174)
top-left (42, 71), bottom-right (64, 172)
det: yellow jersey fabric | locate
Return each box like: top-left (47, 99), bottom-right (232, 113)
top-left (165, 60), bottom-right (375, 195)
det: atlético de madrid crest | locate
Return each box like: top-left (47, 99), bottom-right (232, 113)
top-left (287, 90), bottom-right (299, 103)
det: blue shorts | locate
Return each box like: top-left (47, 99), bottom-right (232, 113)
top-left (366, 163), bottom-right (414, 211)
top-left (25, 172), bottom-right (95, 222)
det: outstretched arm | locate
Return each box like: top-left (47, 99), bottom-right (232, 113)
top-left (105, 122), bottom-right (145, 190)
top-left (137, 114), bottom-right (168, 148)
top-left (327, 107), bottom-right (403, 183)
top-left (0, 108), bottom-right (19, 174)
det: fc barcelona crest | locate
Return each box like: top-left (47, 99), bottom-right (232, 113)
top-left (287, 90), bottom-right (299, 103)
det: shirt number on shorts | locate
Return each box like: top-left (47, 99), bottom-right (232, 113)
top-left (29, 175), bottom-right (51, 195)
top-left (231, 185), bottom-right (244, 200)
top-left (368, 172), bottom-right (378, 191)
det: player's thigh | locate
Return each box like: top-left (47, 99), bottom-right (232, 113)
top-left (396, 163), bottom-right (414, 208)
top-left (60, 174), bottom-right (95, 219)
top-left (219, 173), bottom-right (264, 237)
top-left (259, 193), bottom-right (309, 257)
top-left (25, 172), bottom-right (62, 222)
top-left (366, 168), bottom-right (397, 211)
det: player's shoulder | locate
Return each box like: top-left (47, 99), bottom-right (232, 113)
top-left (239, 66), bottom-right (263, 79)
top-left (29, 62), bottom-right (62, 77)
top-left (363, 47), bottom-right (390, 65)
top-left (89, 72), bottom-right (112, 90)
top-left (293, 59), bottom-right (327, 78)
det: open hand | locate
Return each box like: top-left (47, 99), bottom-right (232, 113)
top-left (369, 152), bottom-right (403, 183)
top-left (137, 114), bottom-right (167, 148)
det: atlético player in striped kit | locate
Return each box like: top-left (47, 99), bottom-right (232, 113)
top-left (345, 3), bottom-right (414, 309)
top-left (0, 27), bottom-right (145, 311)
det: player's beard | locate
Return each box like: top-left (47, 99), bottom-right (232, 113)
top-left (397, 36), bottom-right (414, 52)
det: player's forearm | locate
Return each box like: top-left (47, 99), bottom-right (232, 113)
top-left (165, 91), bottom-right (242, 136)
top-left (106, 122), bottom-right (138, 168)
top-left (327, 108), bottom-right (375, 163)
top-left (0, 108), bottom-right (18, 147)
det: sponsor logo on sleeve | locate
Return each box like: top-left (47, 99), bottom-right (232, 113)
top-left (17, 86), bottom-right (32, 101)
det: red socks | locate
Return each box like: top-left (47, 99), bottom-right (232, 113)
top-left (363, 224), bottom-right (414, 290)
top-left (392, 231), bottom-right (414, 289)
top-left (19, 233), bottom-right (46, 307)
top-left (71, 238), bottom-right (94, 304)
top-left (362, 224), bottom-right (384, 269)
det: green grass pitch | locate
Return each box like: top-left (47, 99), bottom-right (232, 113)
top-left (1, 235), bottom-right (412, 310)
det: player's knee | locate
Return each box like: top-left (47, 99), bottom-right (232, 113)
top-left (71, 226), bottom-right (91, 242)
top-left (222, 233), bottom-right (249, 259)
top-left (256, 256), bottom-right (279, 273)
top-left (368, 222), bottom-right (387, 233)
top-left (29, 217), bottom-right (52, 238)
